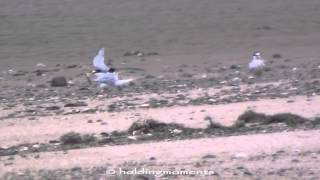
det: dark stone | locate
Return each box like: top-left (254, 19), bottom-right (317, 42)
top-left (202, 154), bottom-right (217, 159)
top-left (46, 106), bottom-right (61, 111)
top-left (272, 53), bottom-right (282, 59)
top-left (51, 76), bottom-right (68, 87)
top-left (64, 102), bottom-right (88, 107)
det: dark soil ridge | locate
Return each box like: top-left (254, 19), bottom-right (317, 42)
top-left (1, 79), bottom-right (319, 120)
top-left (1, 111), bottom-right (320, 157)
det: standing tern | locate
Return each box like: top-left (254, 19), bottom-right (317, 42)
top-left (249, 52), bottom-right (265, 70)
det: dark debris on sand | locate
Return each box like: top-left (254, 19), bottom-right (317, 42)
top-left (1, 111), bottom-right (320, 157)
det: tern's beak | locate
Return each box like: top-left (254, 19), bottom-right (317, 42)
top-left (86, 71), bottom-right (96, 78)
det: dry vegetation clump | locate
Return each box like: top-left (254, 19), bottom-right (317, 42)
top-left (60, 132), bottom-right (96, 145)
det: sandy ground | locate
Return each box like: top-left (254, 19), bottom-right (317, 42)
top-left (1, 0), bottom-right (320, 179)
top-left (2, 130), bottom-right (320, 178)
top-left (0, 95), bottom-right (319, 147)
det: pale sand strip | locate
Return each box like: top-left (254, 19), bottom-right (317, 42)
top-left (1, 129), bottom-right (320, 175)
top-left (0, 96), bottom-right (319, 146)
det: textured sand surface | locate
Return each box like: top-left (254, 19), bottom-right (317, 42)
top-left (2, 129), bottom-right (320, 175)
top-left (1, 95), bottom-right (319, 146)
top-left (1, 0), bottom-right (320, 179)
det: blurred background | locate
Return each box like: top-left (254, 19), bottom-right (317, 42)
top-left (1, 0), bottom-right (320, 70)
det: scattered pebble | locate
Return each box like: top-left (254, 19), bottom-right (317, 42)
top-left (36, 63), bottom-right (46, 67)
top-left (231, 152), bottom-right (249, 159)
top-left (272, 53), bottom-right (282, 59)
top-left (64, 102), bottom-right (88, 107)
top-left (32, 144), bottom-right (40, 149)
top-left (140, 104), bottom-right (150, 108)
top-left (172, 129), bottom-right (183, 134)
top-left (51, 76), bottom-right (68, 87)
top-left (20, 147), bottom-right (29, 151)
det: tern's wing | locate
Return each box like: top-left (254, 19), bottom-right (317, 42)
top-left (249, 60), bottom-right (264, 69)
top-left (93, 48), bottom-right (109, 72)
top-left (115, 78), bottom-right (134, 86)
top-left (248, 60), bottom-right (256, 69)
top-left (94, 72), bottom-right (115, 84)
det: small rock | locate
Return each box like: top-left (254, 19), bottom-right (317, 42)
top-left (140, 104), bottom-right (150, 108)
top-left (7, 155), bottom-right (14, 160)
top-left (87, 120), bottom-right (93, 123)
top-left (181, 73), bottom-right (193, 78)
top-left (243, 170), bottom-right (253, 176)
top-left (64, 101), bottom-right (88, 107)
top-left (147, 52), bottom-right (159, 56)
top-left (81, 108), bottom-right (97, 113)
top-left (68, 80), bottom-right (74, 85)
top-left (291, 159), bottom-right (300, 163)
top-left (20, 146), bottom-right (29, 151)
top-left (36, 63), bottom-right (46, 67)
top-left (272, 53), bottom-right (282, 59)
top-left (127, 136), bottom-right (137, 140)
top-left (230, 65), bottom-right (239, 69)
top-left (145, 75), bottom-right (155, 79)
top-left (46, 106), bottom-right (61, 110)
top-left (202, 154), bottom-right (216, 159)
top-left (231, 152), bottom-right (249, 159)
top-left (172, 129), bottom-right (183, 134)
top-left (51, 76), bottom-right (68, 87)
top-left (49, 140), bottom-right (60, 144)
top-left (4, 162), bottom-right (14, 166)
top-left (66, 65), bottom-right (77, 68)
top-left (100, 132), bottom-right (109, 137)
top-left (232, 77), bottom-right (241, 82)
top-left (208, 99), bottom-right (217, 103)
top-left (36, 84), bottom-right (47, 88)
top-left (0, 146), bottom-right (9, 150)
top-left (194, 162), bottom-right (202, 167)
top-left (17, 172), bottom-right (25, 176)
top-left (123, 52), bottom-right (132, 56)
top-left (32, 144), bottom-right (40, 148)
top-left (149, 157), bottom-right (156, 160)
top-left (201, 74), bottom-right (207, 78)
top-left (137, 52), bottom-right (144, 57)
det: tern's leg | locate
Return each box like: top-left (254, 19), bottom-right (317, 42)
top-left (85, 73), bottom-right (92, 85)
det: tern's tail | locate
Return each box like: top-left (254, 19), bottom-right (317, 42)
top-left (115, 79), bottom-right (134, 86)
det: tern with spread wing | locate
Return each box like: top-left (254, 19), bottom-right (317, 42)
top-left (91, 48), bottom-right (134, 87)
top-left (93, 48), bottom-right (109, 72)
